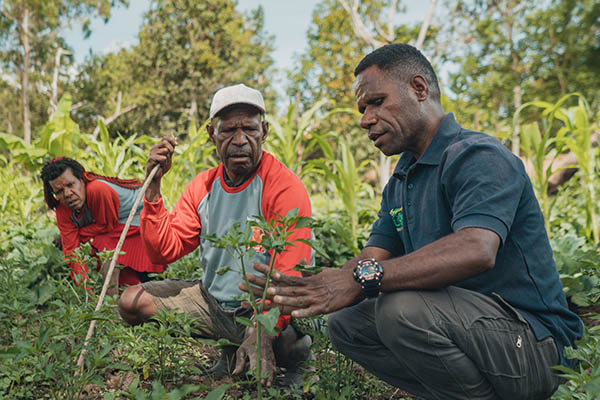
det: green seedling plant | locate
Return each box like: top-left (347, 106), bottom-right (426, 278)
top-left (204, 208), bottom-right (312, 400)
top-left (552, 315), bottom-right (600, 400)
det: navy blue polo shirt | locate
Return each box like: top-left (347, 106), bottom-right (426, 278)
top-left (367, 113), bottom-right (583, 367)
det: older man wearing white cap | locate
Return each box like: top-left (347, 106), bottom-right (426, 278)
top-left (118, 84), bottom-right (314, 387)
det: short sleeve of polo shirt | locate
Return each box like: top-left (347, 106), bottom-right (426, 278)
top-left (441, 138), bottom-right (526, 244)
top-left (366, 181), bottom-right (405, 256)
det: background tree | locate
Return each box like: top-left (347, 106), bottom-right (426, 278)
top-left (443, 0), bottom-right (599, 151)
top-left (0, 0), bottom-right (127, 143)
top-left (288, 0), bottom-right (438, 191)
top-left (73, 0), bottom-right (276, 138)
top-left (523, 0), bottom-right (599, 110)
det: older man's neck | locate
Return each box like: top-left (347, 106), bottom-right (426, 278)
top-left (223, 163), bottom-right (261, 187)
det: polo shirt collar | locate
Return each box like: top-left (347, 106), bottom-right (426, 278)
top-left (393, 113), bottom-right (461, 177)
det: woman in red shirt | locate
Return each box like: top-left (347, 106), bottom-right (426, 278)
top-left (41, 157), bottom-right (164, 293)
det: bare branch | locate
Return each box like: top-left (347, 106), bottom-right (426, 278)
top-left (49, 48), bottom-right (72, 113)
top-left (384, 0), bottom-right (399, 43)
top-left (91, 94), bottom-right (137, 139)
top-left (414, 0), bottom-right (437, 50)
top-left (0, 8), bottom-right (16, 22)
top-left (338, 0), bottom-right (385, 48)
top-left (70, 101), bottom-right (85, 111)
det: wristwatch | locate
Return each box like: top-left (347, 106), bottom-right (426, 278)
top-left (353, 258), bottom-right (384, 298)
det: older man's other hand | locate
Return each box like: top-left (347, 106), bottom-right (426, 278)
top-left (233, 326), bottom-right (277, 387)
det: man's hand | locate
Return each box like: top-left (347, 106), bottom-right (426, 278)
top-left (233, 325), bottom-right (277, 387)
top-left (239, 263), bottom-right (363, 318)
top-left (146, 136), bottom-right (177, 202)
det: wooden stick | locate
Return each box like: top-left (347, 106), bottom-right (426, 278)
top-left (75, 164), bottom-right (160, 373)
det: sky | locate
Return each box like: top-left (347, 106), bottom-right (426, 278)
top-left (64, 1), bottom-right (433, 98)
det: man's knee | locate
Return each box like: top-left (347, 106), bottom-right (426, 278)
top-left (328, 307), bottom-right (361, 353)
top-left (118, 284), bottom-right (155, 325)
top-left (375, 290), bottom-right (433, 344)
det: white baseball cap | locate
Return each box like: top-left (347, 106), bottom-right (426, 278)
top-left (209, 83), bottom-right (266, 119)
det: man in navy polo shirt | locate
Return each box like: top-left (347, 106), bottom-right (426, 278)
top-left (244, 43), bottom-right (583, 399)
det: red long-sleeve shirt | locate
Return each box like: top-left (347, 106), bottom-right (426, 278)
top-left (141, 152), bottom-right (313, 331)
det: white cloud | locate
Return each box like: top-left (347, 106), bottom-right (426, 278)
top-left (101, 39), bottom-right (132, 55)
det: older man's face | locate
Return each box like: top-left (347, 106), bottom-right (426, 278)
top-left (208, 104), bottom-right (268, 186)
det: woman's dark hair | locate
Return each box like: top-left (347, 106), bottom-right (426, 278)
top-left (40, 157), bottom-right (85, 209)
top-left (354, 43), bottom-right (441, 102)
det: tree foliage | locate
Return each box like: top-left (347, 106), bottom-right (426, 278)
top-left (73, 0), bottom-right (276, 137)
top-left (444, 0), bottom-right (599, 136)
top-left (0, 0), bottom-right (127, 141)
top-left (287, 0), bottom-right (423, 111)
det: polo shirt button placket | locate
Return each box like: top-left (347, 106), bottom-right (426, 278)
top-left (406, 182), bottom-right (414, 224)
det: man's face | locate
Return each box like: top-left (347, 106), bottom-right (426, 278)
top-left (355, 65), bottom-right (427, 157)
top-left (49, 168), bottom-right (86, 211)
top-left (208, 105), bottom-right (268, 185)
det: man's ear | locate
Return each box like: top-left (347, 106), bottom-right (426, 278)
top-left (410, 75), bottom-right (428, 102)
top-left (261, 120), bottom-right (269, 143)
top-left (207, 123), bottom-right (216, 145)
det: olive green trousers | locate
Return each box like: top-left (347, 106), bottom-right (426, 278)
top-left (328, 286), bottom-right (562, 400)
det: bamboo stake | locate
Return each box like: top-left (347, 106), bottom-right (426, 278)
top-left (75, 164), bottom-right (160, 374)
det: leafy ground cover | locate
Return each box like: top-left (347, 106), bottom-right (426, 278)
top-left (0, 207), bottom-right (599, 399)
top-left (0, 92), bottom-right (598, 399)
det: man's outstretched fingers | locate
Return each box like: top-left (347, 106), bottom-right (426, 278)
top-left (245, 272), bottom-right (267, 289)
top-left (251, 262), bottom-right (282, 281)
top-left (291, 304), bottom-right (324, 318)
top-left (233, 347), bottom-right (247, 376)
top-left (238, 280), bottom-right (266, 298)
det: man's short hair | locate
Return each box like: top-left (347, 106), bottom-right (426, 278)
top-left (354, 43), bottom-right (441, 102)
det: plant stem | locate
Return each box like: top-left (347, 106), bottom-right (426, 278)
top-left (256, 322), bottom-right (262, 400)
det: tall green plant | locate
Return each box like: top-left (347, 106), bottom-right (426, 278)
top-left (264, 98), bottom-right (330, 176)
top-left (554, 96), bottom-right (599, 244)
top-left (305, 138), bottom-right (375, 252)
top-left (515, 93), bottom-right (599, 242)
top-left (160, 119), bottom-right (217, 208)
top-left (80, 120), bottom-right (147, 178)
top-left (514, 107), bottom-right (560, 235)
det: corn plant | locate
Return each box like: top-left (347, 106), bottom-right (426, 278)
top-left (305, 137), bottom-right (375, 252)
top-left (265, 99), bottom-right (330, 177)
top-left (515, 93), bottom-right (599, 242)
top-left (204, 209), bottom-right (311, 400)
top-left (37, 93), bottom-right (82, 158)
top-left (79, 120), bottom-right (148, 178)
top-left (160, 119), bottom-right (217, 208)
top-left (514, 105), bottom-right (561, 235)
top-left (554, 96), bottom-right (599, 244)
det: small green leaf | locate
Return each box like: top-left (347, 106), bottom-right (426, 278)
top-left (235, 316), bottom-right (254, 328)
top-left (216, 266), bottom-right (231, 275)
top-left (205, 383), bottom-right (232, 400)
top-left (255, 308), bottom-right (281, 336)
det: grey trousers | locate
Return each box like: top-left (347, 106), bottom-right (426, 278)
top-left (328, 286), bottom-right (562, 400)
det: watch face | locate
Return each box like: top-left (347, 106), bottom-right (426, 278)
top-left (360, 264), bottom-right (378, 281)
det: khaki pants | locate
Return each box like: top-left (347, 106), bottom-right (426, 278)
top-left (328, 286), bottom-right (562, 400)
top-left (142, 279), bottom-right (251, 344)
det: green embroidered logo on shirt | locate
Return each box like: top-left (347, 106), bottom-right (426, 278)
top-left (390, 207), bottom-right (403, 232)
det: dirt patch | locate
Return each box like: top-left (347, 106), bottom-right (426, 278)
top-left (574, 305), bottom-right (600, 327)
